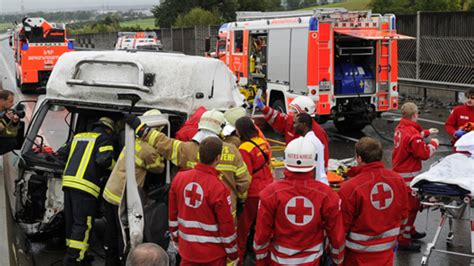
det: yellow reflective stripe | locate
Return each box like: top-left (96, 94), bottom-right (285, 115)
top-left (135, 156), bottom-right (144, 167)
top-left (63, 140), bottom-right (78, 173)
top-left (108, 159), bottom-right (116, 170)
top-left (146, 155), bottom-right (163, 169)
top-left (104, 187), bottom-right (121, 205)
top-left (186, 161), bottom-right (197, 168)
top-left (62, 181), bottom-right (100, 198)
top-left (75, 141), bottom-right (95, 180)
top-left (147, 130), bottom-right (160, 146)
top-left (62, 177), bottom-right (100, 198)
top-left (76, 132), bottom-right (100, 139)
top-left (68, 239), bottom-right (88, 250)
top-left (236, 165), bottom-right (248, 176)
top-left (216, 164), bottom-right (237, 172)
top-left (99, 145), bottom-right (114, 152)
top-left (79, 216), bottom-right (92, 260)
top-left (171, 140), bottom-right (181, 165)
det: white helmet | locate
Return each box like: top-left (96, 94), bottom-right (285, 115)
top-left (284, 137), bottom-right (316, 173)
top-left (143, 109), bottom-right (162, 116)
top-left (224, 107), bottom-right (247, 127)
top-left (198, 109), bottom-right (225, 135)
top-left (289, 96), bottom-right (317, 116)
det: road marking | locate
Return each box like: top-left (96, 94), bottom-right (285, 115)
top-left (385, 112), bottom-right (445, 126)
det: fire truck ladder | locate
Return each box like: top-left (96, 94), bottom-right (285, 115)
top-left (236, 9), bottom-right (346, 21)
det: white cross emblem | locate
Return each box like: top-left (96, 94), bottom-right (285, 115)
top-left (370, 182), bottom-right (394, 210)
top-left (183, 182), bottom-right (204, 208)
top-left (285, 196), bottom-right (314, 226)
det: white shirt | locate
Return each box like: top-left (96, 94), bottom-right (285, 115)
top-left (304, 131), bottom-right (329, 185)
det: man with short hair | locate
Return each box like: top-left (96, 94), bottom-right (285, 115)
top-left (126, 243), bottom-right (169, 266)
top-left (169, 137), bottom-right (239, 265)
top-left (293, 112), bottom-right (328, 185)
top-left (340, 137), bottom-right (408, 265)
top-left (392, 102), bottom-right (439, 251)
top-left (445, 87), bottom-right (474, 144)
top-left (0, 90), bottom-right (20, 154)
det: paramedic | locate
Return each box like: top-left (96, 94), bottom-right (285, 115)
top-left (124, 109), bottom-right (250, 215)
top-left (392, 102), bottom-right (439, 251)
top-left (339, 137), bottom-right (409, 265)
top-left (253, 137), bottom-right (345, 265)
top-left (61, 117), bottom-right (116, 265)
top-left (168, 137), bottom-right (239, 265)
top-left (103, 110), bottom-right (165, 265)
top-left (293, 112), bottom-right (328, 185)
top-left (234, 116), bottom-right (273, 264)
top-left (255, 95), bottom-right (329, 167)
top-left (445, 87), bottom-right (474, 144)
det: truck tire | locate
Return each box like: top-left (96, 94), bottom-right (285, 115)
top-left (333, 117), bottom-right (367, 133)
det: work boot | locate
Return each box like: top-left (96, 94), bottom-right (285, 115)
top-left (398, 242), bottom-right (421, 252)
top-left (412, 231), bottom-right (427, 240)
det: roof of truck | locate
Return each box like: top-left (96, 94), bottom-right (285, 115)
top-left (46, 51), bottom-right (245, 114)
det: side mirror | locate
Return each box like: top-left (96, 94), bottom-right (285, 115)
top-left (205, 37), bottom-right (211, 53)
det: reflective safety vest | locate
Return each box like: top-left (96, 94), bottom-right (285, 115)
top-left (62, 132), bottom-right (115, 198)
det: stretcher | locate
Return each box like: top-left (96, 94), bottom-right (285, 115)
top-left (410, 151), bottom-right (474, 265)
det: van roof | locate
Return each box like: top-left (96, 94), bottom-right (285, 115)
top-left (46, 51), bottom-right (245, 114)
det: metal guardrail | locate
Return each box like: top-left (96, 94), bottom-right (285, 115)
top-left (398, 77), bottom-right (473, 101)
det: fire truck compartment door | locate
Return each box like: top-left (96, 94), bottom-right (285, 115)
top-left (334, 29), bottom-right (414, 40)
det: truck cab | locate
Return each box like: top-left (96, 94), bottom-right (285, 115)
top-left (2, 51), bottom-right (244, 246)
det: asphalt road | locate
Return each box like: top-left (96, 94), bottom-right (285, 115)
top-left (1, 37), bottom-right (473, 265)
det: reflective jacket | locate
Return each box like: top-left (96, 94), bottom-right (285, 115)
top-left (392, 118), bottom-right (438, 183)
top-left (339, 162), bottom-right (409, 261)
top-left (238, 136), bottom-right (273, 198)
top-left (254, 170), bottom-right (345, 266)
top-left (262, 106), bottom-right (329, 167)
top-left (103, 139), bottom-right (164, 205)
top-left (61, 129), bottom-right (115, 198)
top-left (445, 104), bottom-right (474, 143)
top-left (0, 117), bottom-right (19, 137)
top-left (169, 163), bottom-right (238, 263)
top-left (143, 129), bottom-right (250, 213)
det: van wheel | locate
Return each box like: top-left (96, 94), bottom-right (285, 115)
top-left (271, 99), bottom-right (286, 113)
top-left (333, 116), bottom-right (367, 133)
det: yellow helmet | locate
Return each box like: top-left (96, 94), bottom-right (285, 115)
top-left (95, 117), bottom-right (116, 132)
top-left (224, 107), bottom-right (247, 127)
top-left (198, 109), bottom-right (225, 135)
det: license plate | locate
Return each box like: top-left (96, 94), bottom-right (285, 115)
top-left (319, 80), bottom-right (331, 91)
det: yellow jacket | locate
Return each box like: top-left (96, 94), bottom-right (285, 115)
top-left (103, 139), bottom-right (164, 206)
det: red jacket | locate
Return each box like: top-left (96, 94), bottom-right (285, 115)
top-left (253, 170), bottom-right (345, 265)
top-left (239, 136), bottom-right (273, 198)
top-left (445, 104), bottom-right (474, 143)
top-left (168, 163), bottom-right (238, 263)
top-left (175, 106), bottom-right (207, 141)
top-left (392, 118), bottom-right (438, 181)
top-left (339, 162), bottom-right (409, 262)
top-left (262, 106), bottom-right (329, 167)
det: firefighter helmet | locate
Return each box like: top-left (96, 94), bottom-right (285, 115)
top-left (289, 96), bottom-right (317, 116)
top-left (94, 117), bottom-right (116, 132)
top-left (224, 107), bottom-right (247, 127)
top-left (284, 137), bottom-right (316, 173)
top-left (198, 110), bottom-right (225, 135)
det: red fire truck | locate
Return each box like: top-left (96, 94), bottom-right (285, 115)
top-left (207, 9), bottom-right (413, 131)
top-left (9, 17), bottom-right (73, 92)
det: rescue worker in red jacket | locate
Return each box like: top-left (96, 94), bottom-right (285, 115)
top-left (339, 137), bottom-right (409, 265)
top-left (234, 116), bottom-right (273, 264)
top-left (392, 102), bottom-right (439, 251)
top-left (169, 137), bottom-right (239, 266)
top-left (255, 95), bottom-right (329, 167)
top-left (445, 87), bottom-right (474, 144)
top-left (253, 137), bottom-right (345, 266)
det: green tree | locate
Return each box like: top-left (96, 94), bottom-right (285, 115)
top-left (174, 7), bottom-right (222, 27)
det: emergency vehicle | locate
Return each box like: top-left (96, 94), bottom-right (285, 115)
top-left (115, 31), bottom-right (163, 51)
top-left (207, 9), bottom-right (413, 132)
top-left (9, 17), bottom-right (74, 93)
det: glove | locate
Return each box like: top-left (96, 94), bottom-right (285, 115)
top-left (254, 97), bottom-right (265, 110)
top-left (430, 138), bottom-right (439, 147)
top-left (124, 114), bottom-right (149, 137)
top-left (227, 257), bottom-right (239, 266)
top-left (454, 129), bottom-right (466, 139)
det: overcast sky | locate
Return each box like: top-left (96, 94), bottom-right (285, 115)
top-left (0, 0), bottom-right (160, 14)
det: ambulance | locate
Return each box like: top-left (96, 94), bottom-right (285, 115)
top-left (207, 9), bottom-right (413, 131)
top-left (10, 17), bottom-right (74, 92)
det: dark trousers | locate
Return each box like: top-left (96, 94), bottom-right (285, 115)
top-left (63, 189), bottom-right (98, 265)
top-left (104, 201), bottom-right (124, 266)
top-left (0, 137), bottom-right (17, 155)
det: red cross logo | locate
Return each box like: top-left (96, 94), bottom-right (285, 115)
top-left (285, 196), bottom-right (314, 226)
top-left (184, 182), bottom-right (203, 208)
top-left (394, 130), bottom-right (402, 148)
top-left (370, 182), bottom-right (394, 210)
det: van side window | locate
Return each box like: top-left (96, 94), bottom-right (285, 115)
top-left (233, 30), bottom-right (243, 53)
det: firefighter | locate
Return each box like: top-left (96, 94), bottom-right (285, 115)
top-left (293, 112), bottom-right (328, 185)
top-left (61, 117), bottom-right (116, 265)
top-left (445, 87), bottom-right (474, 144)
top-left (255, 95), bottom-right (330, 168)
top-left (339, 137), bottom-right (409, 265)
top-left (253, 137), bottom-right (345, 266)
top-left (392, 102), bottom-right (439, 251)
top-left (102, 109), bottom-right (165, 265)
top-left (169, 137), bottom-right (239, 266)
top-left (124, 109), bottom-right (250, 215)
top-left (234, 116), bottom-right (273, 264)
